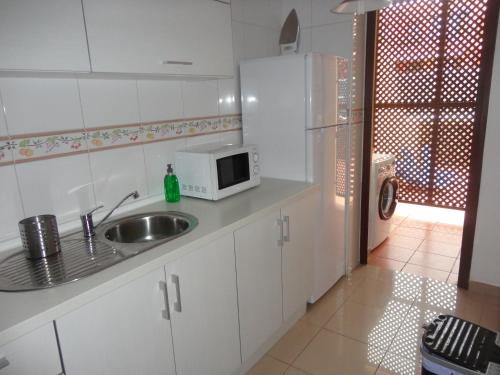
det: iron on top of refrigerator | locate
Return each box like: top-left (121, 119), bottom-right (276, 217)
top-left (240, 53), bottom-right (352, 303)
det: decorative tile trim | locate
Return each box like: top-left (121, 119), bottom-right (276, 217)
top-left (0, 114), bottom-right (242, 166)
top-left (0, 139), bottom-right (14, 165)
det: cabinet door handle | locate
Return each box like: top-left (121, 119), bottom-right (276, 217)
top-left (0, 357), bottom-right (9, 370)
top-left (171, 274), bottom-right (182, 313)
top-left (277, 218), bottom-right (284, 247)
top-left (283, 216), bottom-right (290, 242)
top-left (159, 281), bottom-right (170, 320)
top-left (213, 0), bottom-right (230, 4)
top-left (161, 60), bottom-right (193, 66)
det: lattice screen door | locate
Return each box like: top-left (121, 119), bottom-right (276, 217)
top-left (373, 0), bottom-right (490, 209)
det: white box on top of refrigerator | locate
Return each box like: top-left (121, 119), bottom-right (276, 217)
top-left (175, 143), bottom-right (260, 201)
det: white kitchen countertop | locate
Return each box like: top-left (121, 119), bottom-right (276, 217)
top-left (0, 178), bottom-right (318, 347)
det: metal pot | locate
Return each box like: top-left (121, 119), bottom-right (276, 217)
top-left (19, 215), bottom-right (62, 259)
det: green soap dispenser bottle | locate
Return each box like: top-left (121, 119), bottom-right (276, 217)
top-left (164, 164), bottom-right (180, 203)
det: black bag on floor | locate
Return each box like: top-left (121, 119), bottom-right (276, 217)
top-left (421, 315), bottom-right (500, 375)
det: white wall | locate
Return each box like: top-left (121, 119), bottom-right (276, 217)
top-left (0, 1), bottom-right (284, 249)
top-left (281, 0), bottom-right (355, 58)
top-left (470, 20), bottom-right (500, 287)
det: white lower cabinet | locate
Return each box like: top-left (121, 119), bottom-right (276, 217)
top-left (52, 193), bottom-right (315, 374)
top-left (56, 268), bottom-right (177, 375)
top-left (235, 197), bottom-right (315, 363)
top-left (56, 232), bottom-right (240, 375)
top-left (0, 323), bottom-right (62, 375)
top-left (281, 194), bottom-right (315, 322)
top-left (235, 208), bottom-right (284, 363)
top-left (165, 233), bottom-right (241, 375)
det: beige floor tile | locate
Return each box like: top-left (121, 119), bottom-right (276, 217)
top-left (433, 222), bottom-right (463, 234)
top-left (393, 226), bottom-right (431, 239)
top-left (388, 304), bottom-right (442, 360)
top-left (451, 258), bottom-right (460, 274)
top-left (284, 367), bottom-right (312, 375)
top-left (351, 264), bottom-right (400, 284)
top-left (402, 264), bottom-right (449, 282)
top-left (371, 243), bottom-right (415, 262)
top-left (246, 356), bottom-right (288, 375)
top-left (268, 320), bottom-right (321, 364)
top-left (369, 257), bottom-right (406, 272)
top-left (400, 218), bottom-right (435, 231)
top-left (480, 306), bottom-right (500, 331)
top-left (414, 283), bottom-right (484, 324)
top-left (447, 273), bottom-right (458, 285)
top-left (325, 301), bottom-right (408, 350)
top-left (408, 252), bottom-right (455, 272)
top-left (416, 240), bottom-right (460, 258)
top-left (303, 278), bottom-right (358, 327)
top-left (348, 277), bottom-right (417, 309)
top-left (384, 234), bottom-right (423, 250)
top-left (425, 231), bottom-right (462, 245)
top-left (483, 294), bottom-right (500, 309)
top-left (392, 215), bottom-right (406, 225)
top-left (293, 330), bottom-right (382, 375)
top-left (376, 352), bottom-right (422, 375)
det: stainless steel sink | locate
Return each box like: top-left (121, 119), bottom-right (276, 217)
top-left (0, 211), bottom-right (198, 291)
top-left (104, 212), bottom-right (197, 244)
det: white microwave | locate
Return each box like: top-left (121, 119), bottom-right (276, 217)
top-left (175, 143), bottom-right (260, 201)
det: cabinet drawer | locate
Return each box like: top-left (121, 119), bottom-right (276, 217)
top-left (0, 323), bottom-right (62, 375)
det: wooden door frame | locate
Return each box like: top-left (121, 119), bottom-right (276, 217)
top-left (359, 4), bottom-right (500, 289)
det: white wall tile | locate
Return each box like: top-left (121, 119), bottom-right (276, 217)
top-left (299, 27), bottom-right (313, 53)
top-left (311, 21), bottom-right (353, 58)
top-left (143, 138), bottom-right (187, 196)
top-left (220, 130), bottom-right (242, 145)
top-left (281, 0), bottom-right (312, 28)
top-left (231, 0), bottom-right (283, 30)
top-left (239, 23), bottom-right (281, 61)
top-left (0, 77), bottom-right (83, 135)
top-left (218, 79), bottom-right (241, 115)
top-left (79, 79), bottom-right (140, 127)
top-left (0, 95), bottom-right (7, 137)
top-left (16, 155), bottom-right (95, 223)
top-left (137, 80), bottom-right (183, 122)
top-left (186, 133), bottom-right (221, 147)
top-left (0, 166), bottom-right (25, 241)
top-left (90, 146), bottom-right (148, 207)
top-left (182, 81), bottom-right (219, 118)
top-left (311, 0), bottom-right (353, 26)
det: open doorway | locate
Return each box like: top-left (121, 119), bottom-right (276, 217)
top-left (360, 0), bottom-right (500, 288)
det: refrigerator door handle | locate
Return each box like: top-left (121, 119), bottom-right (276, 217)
top-left (283, 216), bottom-right (290, 242)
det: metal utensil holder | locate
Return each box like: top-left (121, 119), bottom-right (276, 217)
top-left (19, 215), bottom-right (62, 259)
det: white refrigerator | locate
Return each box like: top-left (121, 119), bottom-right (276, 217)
top-left (240, 53), bottom-right (351, 303)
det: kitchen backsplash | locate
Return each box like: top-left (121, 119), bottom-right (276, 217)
top-left (0, 77), bottom-right (242, 246)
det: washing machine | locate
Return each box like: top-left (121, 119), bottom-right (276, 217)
top-left (368, 153), bottom-right (399, 251)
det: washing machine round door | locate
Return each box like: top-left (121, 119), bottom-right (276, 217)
top-left (379, 177), bottom-right (399, 220)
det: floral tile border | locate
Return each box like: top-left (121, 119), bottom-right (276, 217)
top-left (1, 114), bottom-right (242, 165)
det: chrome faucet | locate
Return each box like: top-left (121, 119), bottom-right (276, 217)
top-left (80, 191), bottom-right (140, 238)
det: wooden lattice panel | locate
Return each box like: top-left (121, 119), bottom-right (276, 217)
top-left (442, 0), bottom-right (487, 103)
top-left (374, 107), bottom-right (435, 204)
top-left (373, 0), bottom-right (490, 209)
top-left (433, 107), bottom-right (475, 208)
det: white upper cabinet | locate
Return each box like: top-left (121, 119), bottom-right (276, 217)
top-left (165, 233), bottom-right (241, 375)
top-left (83, 0), bottom-right (234, 77)
top-left (0, 0), bottom-right (90, 72)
